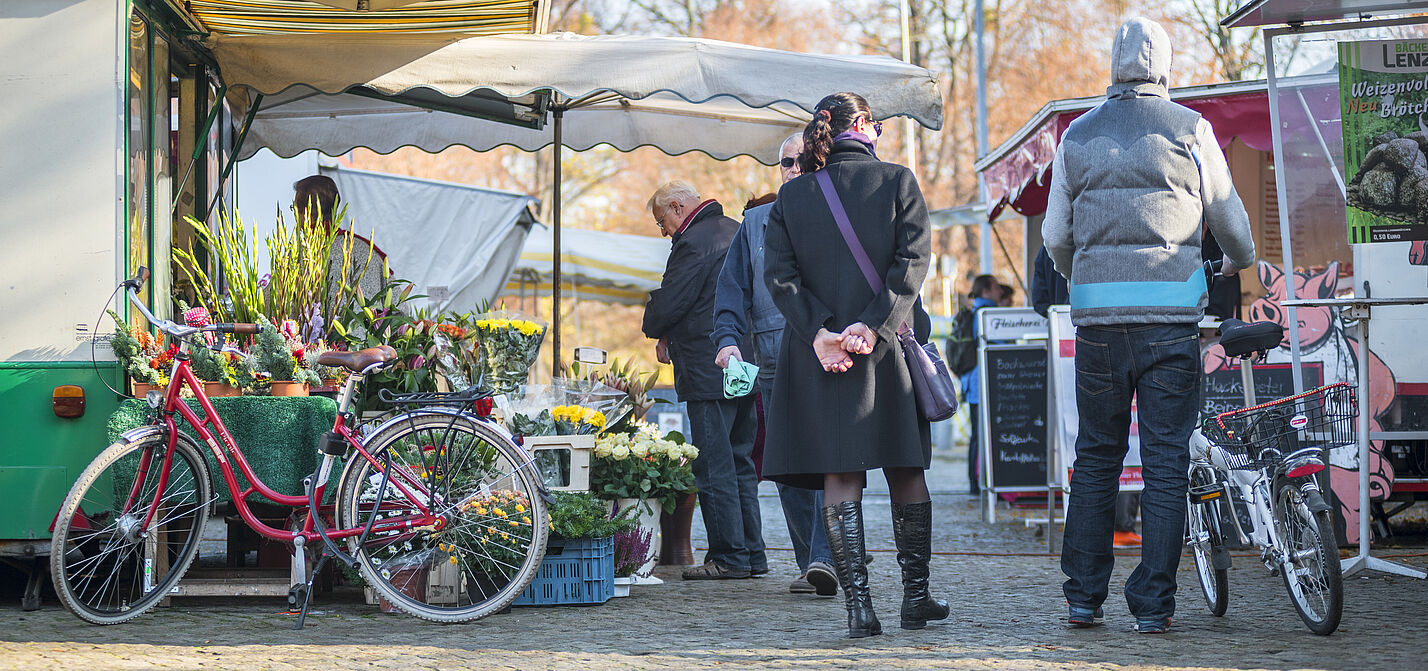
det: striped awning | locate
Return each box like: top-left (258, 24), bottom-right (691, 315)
top-left (187, 0), bottom-right (546, 36)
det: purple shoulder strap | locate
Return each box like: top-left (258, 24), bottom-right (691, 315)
top-left (814, 170), bottom-right (883, 294)
top-left (814, 169), bottom-right (912, 336)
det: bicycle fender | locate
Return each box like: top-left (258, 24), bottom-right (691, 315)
top-left (1303, 488), bottom-right (1332, 514)
top-left (118, 424), bottom-right (205, 455)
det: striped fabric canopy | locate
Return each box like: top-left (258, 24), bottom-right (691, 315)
top-left (187, 0), bottom-right (545, 36)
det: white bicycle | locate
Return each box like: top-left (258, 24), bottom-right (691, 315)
top-left (1185, 316), bottom-right (1348, 635)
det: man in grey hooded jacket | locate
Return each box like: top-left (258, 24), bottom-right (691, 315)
top-left (1042, 17), bottom-right (1256, 633)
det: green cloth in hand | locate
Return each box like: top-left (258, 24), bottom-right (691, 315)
top-left (722, 359), bottom-right (759, 398)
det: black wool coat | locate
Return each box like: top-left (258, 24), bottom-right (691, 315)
top-left (642, 201), bottom-right (745, 402)
top-left (761, 141), bottom-right (933, 488)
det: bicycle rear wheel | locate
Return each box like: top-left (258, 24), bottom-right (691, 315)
top-left (50, 433), bottom-right (212, 624)
top-left (1275, 481), bottom-right (1343, 635)
top-left (1186, 469), bottom-right (1229, 616)
top-left (336, 412), bottom-right (548, 622)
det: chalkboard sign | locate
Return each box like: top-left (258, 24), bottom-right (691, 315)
top-left (982, 344), bottom-right (1049, 489)
top-left (1201, 362), bottom-right (1324, 417)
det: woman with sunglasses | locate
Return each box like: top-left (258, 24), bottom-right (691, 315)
top-left (762, 92), bottom-right (945, 638)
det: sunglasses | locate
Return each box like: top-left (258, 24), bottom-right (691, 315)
top-left (780, 157), bottom-right (797, 168)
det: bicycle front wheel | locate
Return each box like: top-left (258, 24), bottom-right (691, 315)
top-left (1275, 481), bottom-right (1343, 635)
top-left (336, 412), bottom-right (548, 622)
top-left (50, 433), bottom-right (212, 624)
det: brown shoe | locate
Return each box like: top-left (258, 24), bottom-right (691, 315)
top-left (681, 560), bottom-right (751, 580)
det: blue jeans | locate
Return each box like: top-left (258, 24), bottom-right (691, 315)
top-left (687, 397), bottom-right (766, 572)
top-left (777, 484), bottom-right (831, 571)
top-left (1061, 323), bottom-right (1199, 619)
top-left (757, 362), bottom-right (830, 573)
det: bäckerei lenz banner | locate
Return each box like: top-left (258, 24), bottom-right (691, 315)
top-left (1340, 38), bottom-right (1428, 244)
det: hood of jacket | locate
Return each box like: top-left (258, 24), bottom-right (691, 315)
top-left (1108, 17), bottom-right (1171, 99)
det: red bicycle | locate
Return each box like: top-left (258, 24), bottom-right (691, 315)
top-left (51, 269), bottom-right (548, 624)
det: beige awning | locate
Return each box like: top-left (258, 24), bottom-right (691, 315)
top-left (213, 32), bottom-right (944, 164)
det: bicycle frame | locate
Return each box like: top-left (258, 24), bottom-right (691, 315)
top-left (137, 339), bottom-right (439, 548)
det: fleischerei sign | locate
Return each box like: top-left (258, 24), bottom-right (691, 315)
top-left (1339, 39), bottom-right (1428, 244)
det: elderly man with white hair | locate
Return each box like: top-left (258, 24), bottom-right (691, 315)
top-left (642, 179), bottom-right (765, 580)
top-left (710, 134), bottom-right (839, 597)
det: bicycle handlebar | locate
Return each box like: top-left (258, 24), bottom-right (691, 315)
top-left (120, 267), bottom-right (263, 340)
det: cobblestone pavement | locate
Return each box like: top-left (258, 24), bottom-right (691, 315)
top-left (5, 452), bottom-right (1426, 671)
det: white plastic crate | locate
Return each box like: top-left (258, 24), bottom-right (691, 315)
top-left (525, 434), bottom-right (594, 491)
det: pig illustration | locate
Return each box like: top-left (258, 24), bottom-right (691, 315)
top-left (1202, 261), bottom-right (1397, 544)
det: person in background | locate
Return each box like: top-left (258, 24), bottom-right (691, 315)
top-left (998, 282), bottom-right (1017, 307)
top-left (960, 275), bottom-right (1003, 496)
top-left (292, 174), bottom-right (388, 304)
top-left (1033, 246), bottom-right (1143, 549)
top-left (1042, 17), bottom-right (1254, 634)
top-left (642, 180), bottom-right (766, 581)
top-left (712, 134), bottom-right (838, 597)
top-left (762, 92), bottom-right (948, 638)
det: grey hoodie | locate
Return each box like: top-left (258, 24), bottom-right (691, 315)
top-left (1041, 17), bottom-right (1255, 327)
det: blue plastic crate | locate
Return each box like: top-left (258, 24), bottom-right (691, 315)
top-left (512, 535), bottom-right (614, 606)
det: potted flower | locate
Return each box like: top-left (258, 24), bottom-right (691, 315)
top-left (107, 310), bottom-right (167, 395)
top-left (592, 422), bottom-right (699, 578)
top-left (592, 422), bottom-right (699, 514)
top-left (254, 318), bottom-right (320, 396)
top-left (612, 525), bottom-right (655, 597)
top-left (189, 338), bottom-right (243, 397)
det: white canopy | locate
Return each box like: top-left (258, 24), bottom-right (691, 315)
top-left (504, 226), bottom-right (670, 306)
top-left (320, 164), bottom-right (538, 313)
top-left (213, 31), bottom-right (944, 163)
top-left (238, 87), bottom-right (811, 163)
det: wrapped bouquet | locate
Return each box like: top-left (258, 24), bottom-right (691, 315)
top-left (471, 312), bottom-right (545, 393)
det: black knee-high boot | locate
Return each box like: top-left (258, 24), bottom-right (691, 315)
top-left (822, 501), bottom-right (881, 638)
top-left (892, 500), bottom-right (949, 630)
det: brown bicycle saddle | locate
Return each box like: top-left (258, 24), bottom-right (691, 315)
top-left (316, 345), bottom-right (398, 372)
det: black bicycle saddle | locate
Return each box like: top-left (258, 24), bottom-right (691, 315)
top-left (1218, 318), bottom-right (1284, 358)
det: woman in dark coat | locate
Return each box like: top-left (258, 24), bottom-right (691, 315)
top-left (762, 92), bottom-right (947, 638)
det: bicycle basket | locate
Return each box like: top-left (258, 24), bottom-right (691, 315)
top-left (1201, 382), bottom-right (1357, 469)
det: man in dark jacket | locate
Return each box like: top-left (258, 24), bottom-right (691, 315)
top-left (1043, 18), bottom-right (1255, 633)
top-left (642, 179), bottom-right (765, 580)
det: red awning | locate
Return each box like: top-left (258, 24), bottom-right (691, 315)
top-left (981, 89), bottom-right (1272, 221)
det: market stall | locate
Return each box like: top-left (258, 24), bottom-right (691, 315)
top-left (1222, 0), bottom-right (1428, 578)
top-left (211, 31), bottom-right (944, 371)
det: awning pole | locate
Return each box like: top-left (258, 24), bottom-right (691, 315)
top-left (551, 108), bottom-right (564, 378)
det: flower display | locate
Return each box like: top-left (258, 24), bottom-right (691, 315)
top-left (592, 421), bottom-right (700, 513)
top-left (551, 405), bottom-right (606, 433)
top-left (458, 489), bottom-right (537, 579)
top-left (471, 312), bottom-right (546, 394)
top-left (107, 310), bottom-right (167, 385)
top-left (503, 381), bottom-right (628, 438)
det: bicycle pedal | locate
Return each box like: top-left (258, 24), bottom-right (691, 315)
top-left (1189, 485), bottom-right (1223, 503)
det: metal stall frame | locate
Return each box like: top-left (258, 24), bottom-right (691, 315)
top-left (1261, 14), bottom-right (1428, 579)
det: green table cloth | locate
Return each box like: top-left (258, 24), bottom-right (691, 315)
top-left (106, 396), bottom-right (339, 503)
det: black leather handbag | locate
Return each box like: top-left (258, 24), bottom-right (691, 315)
top-left (814, 171), bottom-right (958, 422)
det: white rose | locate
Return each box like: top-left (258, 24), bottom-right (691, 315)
top-left (631, 442), bottom-right (649, 458)
top-left (612, 445), bottom-right (630, 460)
top-left (682, 445), bottom-right (699, 459)
top-left (594, 444), bottom-right (612, 458)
